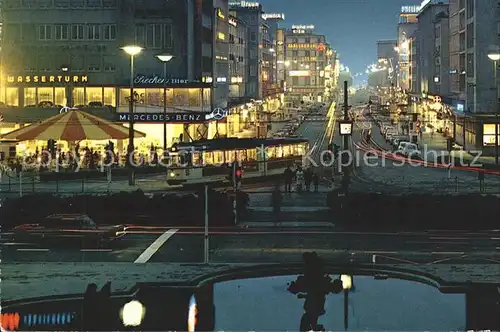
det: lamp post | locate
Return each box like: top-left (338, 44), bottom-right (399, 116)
top-left (488, 52), bottom-right (500, 164)
top-left (340, 274), bottom-right (353, 330)
top-left (156, 54), bottom-right (174, 151)
top-left (122, 45), bottom-right (143, 186)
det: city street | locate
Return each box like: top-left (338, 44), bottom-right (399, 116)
top-left (2, 227), bottom-right (500, 264)
top-left (342, 106), bottom-right (500, 194)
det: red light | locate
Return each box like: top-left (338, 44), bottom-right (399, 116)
top-left (235, 170), bottom-right (242, 177)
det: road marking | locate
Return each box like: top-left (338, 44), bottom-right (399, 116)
top-left (430, 237), bottom-right (469, 240)
top-left (134, 228), bottom-right (178, 264)
top-left (16, 248), bottom-right (49, 252)
top-left (431, 251), bottom-right (464, 255)
top-left (80, 249), bottom-right (113, 252)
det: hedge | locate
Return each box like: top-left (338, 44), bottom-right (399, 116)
top-left (0, 189), bottom-right (249, 229)
top-left (326, 191), bottom-right (500, 231)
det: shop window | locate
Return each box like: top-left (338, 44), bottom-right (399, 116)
top-left (103, 87), bottom-right (115, 106)
top-left (24, 88), bottom-right (36, 106)
top-left (38, 87), bottom-right (54, 106)
top-left (86, 87), bottom-right (103, 106)
top-left (73, 87), bottom-right (85, 107)
top-left (146, 24), bottom-right (162, 49)
top-left (203, 89), bottom-right (211, 110)
top-left (134, 88), bottom-right (146, 104)
top-left (173, 89), bottom-right (189, 106)
top-left (483, 124), bottom-right (500, 146)
top-left (146, 88), bottom-right (162, 107)
top-left (119, 88), bottom-right (131, 107)
top-left (54, 87), bottom-right (66, 106)
top-left (166, 89), bottom-right (174, 105)
top-left (188, 88), bottom-right (201, 107)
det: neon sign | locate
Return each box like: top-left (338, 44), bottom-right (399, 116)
top-left (262, 13), bottom-right (285, 20)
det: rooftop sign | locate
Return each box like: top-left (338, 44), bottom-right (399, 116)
top-left (229, 1), bottom-right (259, 8)
top-left (291, 25), bottom-right (314, 30)
top-left (262, 13), bottom-right (285, 20)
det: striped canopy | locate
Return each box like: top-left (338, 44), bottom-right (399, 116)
top-left (1, 110), bottom-right (146, 141)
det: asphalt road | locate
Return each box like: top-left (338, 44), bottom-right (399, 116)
top-left (3, 227), bottom-right (500, 265)
top-left (345, 106), bottom-right (500, 194)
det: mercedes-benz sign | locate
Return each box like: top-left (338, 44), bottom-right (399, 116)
top-left (206, 107), bottom-right (228, 121)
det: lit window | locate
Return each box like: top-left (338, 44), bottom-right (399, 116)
top-left (217, 32), bottom-right (225, 40)
top-left (24, 88), bottom-right (36, 106)
top-left (54, 88), bottom-right (66, 106)
top-left (103, 87), bottom-right (116, 106)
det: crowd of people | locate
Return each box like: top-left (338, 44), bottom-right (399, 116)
top-left (283, 165), bottom-right (319, 193)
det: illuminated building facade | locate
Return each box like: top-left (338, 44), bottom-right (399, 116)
top-left (227, 14), bottom-right (247, 99)
top-left (229, 1), bottom-right (263, 99)
top-left (376, 40), bottom-right (397, 87)
top-left (0, 0), bottom-right (233, 151)
top-left (284, 25), bottom-right (330, 103)
top-left (396, 5), bottom-right (418, 91)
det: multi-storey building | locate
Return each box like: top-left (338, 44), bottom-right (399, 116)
top-left (261, 13), bottom-right (284, 100)
top-left (415, 1), bottom-right (450, 96)
top-left (397, 5), bottom-right (419, 91)
top-left (0, 0), bottom-right (232, 150)
top-left (284, 25), bottom-right (329, 103)
top-left (376, 40), bottom-right (398, 86)
top-left (448, 0), bottom-right (500, 155)
top-left (229, 0), bottom-right (262, 99)
top-left (227, 14), bottom-right (247, 99)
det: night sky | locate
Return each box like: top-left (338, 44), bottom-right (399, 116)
top-left (258, 0), bottom-right (421, 84)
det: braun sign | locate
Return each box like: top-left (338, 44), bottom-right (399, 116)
top-left (262, 13), bottom-right (285, 20)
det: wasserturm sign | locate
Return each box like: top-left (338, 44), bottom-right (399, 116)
top-left (133, 75), bottom-right (200, 85)
top-left (7, 75), bottom-right (88, 84)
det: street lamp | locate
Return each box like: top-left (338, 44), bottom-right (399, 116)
top-left (122, 45), bottom-right (143, 185)
top-left (156, 54), bottom-right (174, 151)
top-left (488, 51), bottom-right (500, 164)
top-left (341, 274), bottom-right (353, 330)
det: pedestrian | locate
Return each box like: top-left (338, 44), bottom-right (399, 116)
top-left (295, 166), bottom-right (304, 192)
top-left (304, 168), bottom-right (312, 192)
top-left (312, 172), bottom-right (319, 192)
top-left (284, 165), bottom-right (293, 193)
top-left (272, 181), bottom-right (282, 221)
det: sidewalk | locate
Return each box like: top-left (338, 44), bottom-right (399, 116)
top-left (420, 132), bottom-right (497, 166)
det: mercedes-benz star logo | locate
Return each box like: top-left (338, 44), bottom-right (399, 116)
top-left (211, 107), bottom-right (227, 121)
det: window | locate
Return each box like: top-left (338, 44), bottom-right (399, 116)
top-left (86, 87), bottom-right (103, 105)
top-left (135, 24), bottom-right (145, 46)
top-left (38, 25), bottom-right (52, 40)
top-left (483, 124), bottom-right (500, 146)
top-left (146, 24), bottom-right (162, 48)
top-left (103, 56), bottom-right (116, 71)
top-left (250, 32), bottom-right (256, 41)
top-left (24, 88), bottom-right (36, 106)
top-left (217, 32), bottom-right (225, 40)
top-left (103, 87), bottom-right (115, 106)
top-left (466, 53), bottom-right (474, 77)
top-left (72, 88), bottom-right (85, 106)
top-left (103, 24), bottom-right (116, 40)
top-left (71, 24), bottom-right (85, 40)
top-left (466, 0), bottom-right (474, 19)
top-left (87, 55), bottom-right (101, 71)
top-left (54, 88), bottom-right (66, 106)
top-left (164, 24), bottom-right (172, 47)
top-left (22, 0), bottom-right (35, 7)
top-left (87, 24), bottom-right (100, 40)
top-left (55, 24), bottom-right (69, 40)
top-left (466, 23), bottom-right (474, 48)
top-left (38, 87), bottom-right (54, 104)
top-left (6, 88), bottom-right (19, 106)
top-left (70, 54), bottom-right (85, 71)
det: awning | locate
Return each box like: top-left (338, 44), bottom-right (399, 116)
top-left (1, 109), bottom-right (145, 141)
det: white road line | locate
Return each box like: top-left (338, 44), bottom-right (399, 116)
top-left (431, 251), bottom-right (464, 255)
top-left (16, 248), bottom-right (49, 252)
top-left (134, 228), bottom-right (178, 264)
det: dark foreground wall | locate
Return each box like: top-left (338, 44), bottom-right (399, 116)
top-left (0, 190), bottom-right (249, 229)
top-left (327, 192), bottom-right (500, 231)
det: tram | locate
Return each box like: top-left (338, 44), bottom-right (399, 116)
top-left (166, 137), bottom-right (309, 185)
